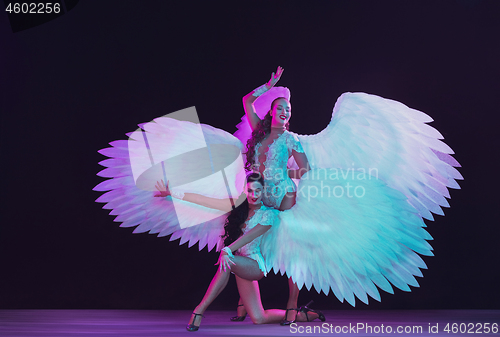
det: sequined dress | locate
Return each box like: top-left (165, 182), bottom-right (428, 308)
top-left (234, 205), bottom-right (279, 276)
top-left (253, 131), bottom-right (304, 208)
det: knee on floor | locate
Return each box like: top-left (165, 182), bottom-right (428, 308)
top-left (249, 314), bottom-right (266, 325)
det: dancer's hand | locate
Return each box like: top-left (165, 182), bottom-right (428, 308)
top-left (266, 66), bottom-right (284, 89)
top-left (154, 179), bottom-right (170, 197)
top-left (215, 250), bottom-right (235, 272)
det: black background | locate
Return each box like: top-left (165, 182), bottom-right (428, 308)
top-left (1, 1), bottom-right (499, 310)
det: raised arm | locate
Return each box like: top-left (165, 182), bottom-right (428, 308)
top-left (154, 180), bottom-right (246, 212)
top-left (242, 66), bottom-right (284, 131)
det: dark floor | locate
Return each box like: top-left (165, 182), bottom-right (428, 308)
top-left (0, 310), bottom-right (499, 337)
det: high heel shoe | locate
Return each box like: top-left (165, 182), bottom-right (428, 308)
top-left (299, 300), bottom-right (326, 322)
top-left (280, 307), bottom-right (299, 326)
top-left (186, 312), bottom-right (204, 332)
top-left (230, 304), bottom-right (247, 321)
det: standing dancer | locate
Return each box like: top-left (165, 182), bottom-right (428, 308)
top-left (232, 66), bottom-right (309, 325)
top-left (232, 66), bottom-right (462, 312)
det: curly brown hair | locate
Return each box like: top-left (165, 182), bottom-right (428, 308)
top-left (245, 97), bottom-right (290, 171)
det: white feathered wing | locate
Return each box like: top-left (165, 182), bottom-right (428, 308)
top-left (94, 117), bottom-right (246, 252)
top-left (293, 92), bottom-right (462, 220)
top-left (234, 91), bottom-right (462, 305)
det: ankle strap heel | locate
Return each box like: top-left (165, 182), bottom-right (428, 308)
top-left (186, 312), bottom-right (204, 332)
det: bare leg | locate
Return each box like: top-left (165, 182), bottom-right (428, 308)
top-left (188, 256), bottom-right (264, 329)
top-left (187, 268), bottom-right (230, 329)
top-left (279, 192), bottom-right (301, 322)
top-left (236, 275), bottom-right (286, 324)
top-left (284, 277), bottom-right (300, 322)
top-left (236, 275), bottom-right (320, 324)
top-left (230, 256), bottom-right (266, 280)
top-left (235, 297), bottom-right (246, 317)
top-left (228, 191), bottom-right (299, 320)
top-left (229, 297), bottom-right (246, 321)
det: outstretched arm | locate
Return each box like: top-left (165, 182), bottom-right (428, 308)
top-left (242, 66), bottom-right (284, 131)
top-left (155, 180), bottom-right (246, 212)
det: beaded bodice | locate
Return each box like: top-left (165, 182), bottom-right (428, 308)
top-left (237, 206), bottom-right (278, 257)
top-left (253, 130), bottom-right (304, 182)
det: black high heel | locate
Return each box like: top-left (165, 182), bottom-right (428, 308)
top-left (280, 307), bottom-right (300, 326)
top-left (299, 300), bottom-right (326, 322)
top-left (230, 304), bottom-right (247, 321)
top-left (186, 312), bottom-right (204, 332)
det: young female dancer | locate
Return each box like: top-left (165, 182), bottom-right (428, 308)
top-left (232, 66), bottom-right (308, 324)
top-left (95, 66), bottom-right (461, 322)
top-left (153, 173), bottom-right (324, 331)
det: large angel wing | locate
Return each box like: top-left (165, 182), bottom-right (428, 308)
top-left (234, 91), bottom-right (462, 305)
top-left (94, 116), bottom-right (246, 251)
top-left (293, 92), bottom-right (462, 220)
top-left (261, 168), bottom-right (433, 306)
top-left (234, 91), bottom-right (462, 220)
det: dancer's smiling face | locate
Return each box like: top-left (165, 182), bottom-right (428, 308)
top-left (246, 181), bottom-right (263, 206)
top-left (270, 98), bottom-right (291, 128)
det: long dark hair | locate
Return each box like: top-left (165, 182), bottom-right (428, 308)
top-left (221, 173), bottom-right (265, 246)
top-left (245, 97), bottom-right (290, 171)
